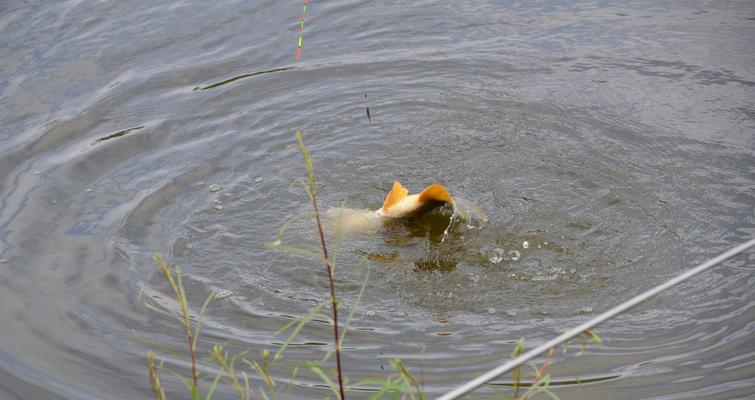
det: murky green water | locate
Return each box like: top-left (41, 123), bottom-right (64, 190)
top-left (1, 1), bottom-right (754, 399)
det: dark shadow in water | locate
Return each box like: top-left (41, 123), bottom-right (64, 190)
top-left (487, 373), bottom-right (621, 387)
top-left (348, 374), bottom-right (621, 394)
top-left (94, 126), bottom-right (144, 143)
top-left (194, 67), bottom-right (293, 91)
top-left (371, 206), bottom-right (467, 273)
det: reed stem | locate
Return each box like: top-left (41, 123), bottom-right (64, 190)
top-left (296, 131), bottom-right (346, 400)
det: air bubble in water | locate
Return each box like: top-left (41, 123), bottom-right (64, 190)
top-left (509, 250), bottom-right (521, 261)
top-left (489, 248), bottom-right (505, 264)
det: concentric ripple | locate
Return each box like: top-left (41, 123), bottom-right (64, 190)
top-left (0, 1), bottom-right (753, 399)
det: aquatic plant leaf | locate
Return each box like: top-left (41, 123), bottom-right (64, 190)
top-left (204, 373), bottom-right (222, 400)
top-left (274, 301), bottom-right (328, 360)
top-left (305, 361), bottom-right (341, 400)
top-left (193, 290), bottom-right (217, 351)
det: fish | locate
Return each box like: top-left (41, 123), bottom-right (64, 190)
top-left (324, 181), bottom-right (487, 234)
top-left (377, 181), bottom-right (453, 218)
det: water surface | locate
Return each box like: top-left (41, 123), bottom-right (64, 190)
top-left (1, 1), bottom-right (754, 399)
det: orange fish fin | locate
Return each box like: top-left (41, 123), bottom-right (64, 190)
top-left (382, 181), bottom-right (409, 211)
top-left (418, 183), bottom-right (453, 204)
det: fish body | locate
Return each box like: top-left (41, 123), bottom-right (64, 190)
top-left (326, 181), bottom-right (486, 234)
top-left (376, 181), bottom-right (453, 218)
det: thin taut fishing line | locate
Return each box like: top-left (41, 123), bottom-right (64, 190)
top-left (437, 237), bottom-right (755, 400)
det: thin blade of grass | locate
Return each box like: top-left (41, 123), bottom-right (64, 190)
top-left (143, 297), bottom-right (183, 324)
top-left (392, 359), bottom-right (423, 400)
top-left (147, 351), bottom-right (167, 400)
top-left (295, 132), bottom-right (315, 194)
top-left (133, 330), bottom-right (186, 361)
top-left (273, 210), bottom-right (315, 243)
top-left (193, 290), bottom-right (217, 351)
top-left (274, 301), bottom-right (328, 361)
top-left (265, 242), bottom-right (320, 260)
top-left (205, 373), bottom-right (223, 400)
top-left (512, 337), bottom-right (525, 400)
top-left (322, 262), bottom-right (369, 363)
top-left (329, 201), bottom-right (349, 272)
top-left (305, 362), bottom-right (341, 400)
top-left (285, 366), bottom-right (299, 399)
top-left (242, 370), bottom-right (251, 400)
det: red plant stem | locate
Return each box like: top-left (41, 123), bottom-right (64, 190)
top-left (311, 195), bottom-right (346, 400)
top-left (523, 348), bottom-right (553, 400)
top-left (187, 333), bottom-right (198, 388)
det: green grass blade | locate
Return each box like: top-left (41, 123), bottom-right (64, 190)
top-left (193, 290), bottom-right (217, 350)
top-left (305, 362), bottom-right (340, 400)
top-left (133, 329), bottom-right (186, 361)
top-left (205, 373), bottom-right (222, 400)
top-left (265, 242), bottom-right (320, 260)
top-left (274, 301), bottom-right (328, 361)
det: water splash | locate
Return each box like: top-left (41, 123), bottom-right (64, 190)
top-left (441, 197), bottom-right (489, 241)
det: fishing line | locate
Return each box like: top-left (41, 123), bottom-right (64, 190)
top-left (437, 237), bottom-right (755, 400)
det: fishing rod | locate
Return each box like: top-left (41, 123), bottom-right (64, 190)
top-left (437, 237), bottom-right (755, 400)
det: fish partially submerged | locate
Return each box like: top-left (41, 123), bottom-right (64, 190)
top-left (377, 181), bottom-right (453, 218)
top-left (325, 181), bottom-right (487, 234)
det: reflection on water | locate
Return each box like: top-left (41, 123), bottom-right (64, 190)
top-left (194, 66), bottom-right (294, 91)
top-left (1, 0), bottom-right (754, 399)
top-left (94, 126), bottom-right (144, 143)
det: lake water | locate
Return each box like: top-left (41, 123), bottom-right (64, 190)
top-left (1, 1), bottom-right (754, 399)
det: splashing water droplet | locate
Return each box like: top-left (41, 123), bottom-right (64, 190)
top-left (489, 248), bottom-right (505, 264)
top-left (509, 250), bottom-right (521, 262)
